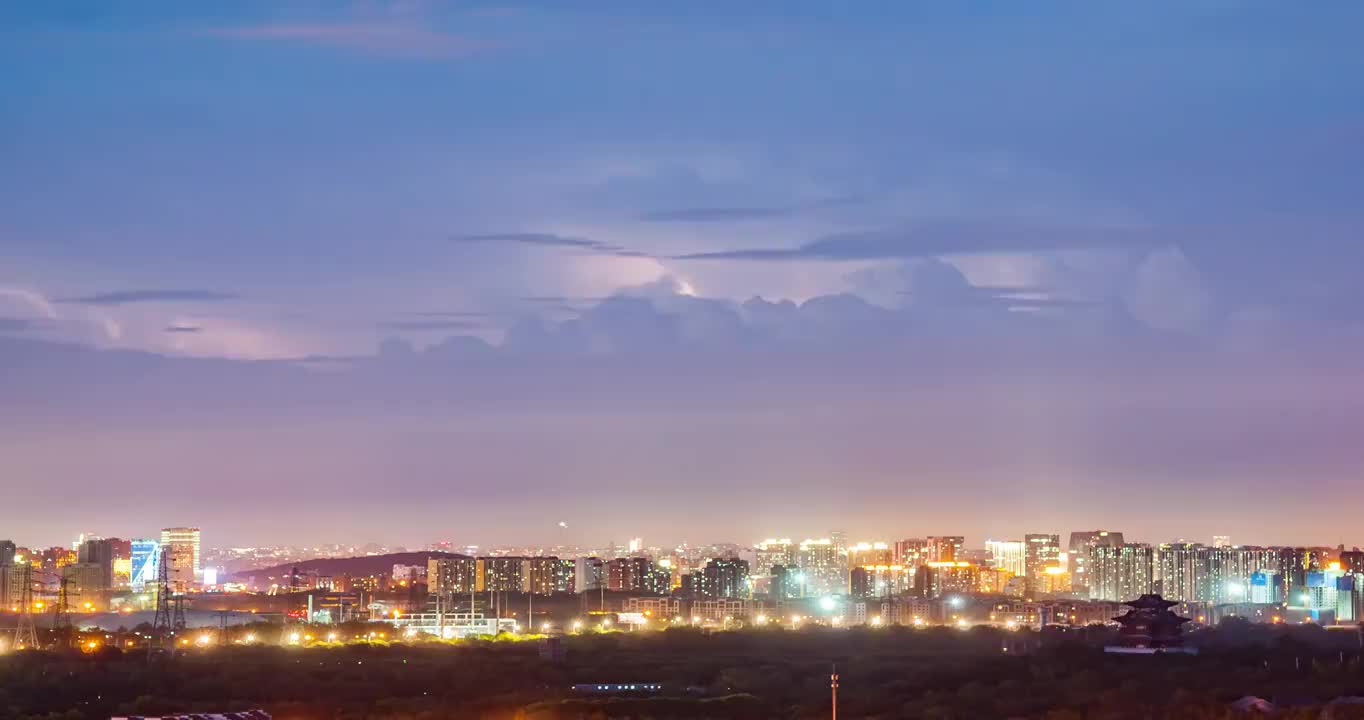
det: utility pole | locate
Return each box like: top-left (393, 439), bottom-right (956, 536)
top-left (830, 663), bottom-right (839, 720)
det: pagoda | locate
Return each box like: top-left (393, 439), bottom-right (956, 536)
top-left (1110, 594), bottom-right (1191, 651)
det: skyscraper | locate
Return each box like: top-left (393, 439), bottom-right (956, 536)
top-left (1068, 530), bottom-right (1124, 594)
top-left (698, 558), bottom-right (749, 599)
top-left (1090, 543), bottom-right (1154, 601)
top-left (1024, 534), bottom-right (1062, 593)
top-left (984, 540), bottom-right (1026, 577)
top-left (574, 557), bottom-right (604, 593)
top-left (77, 538), bottom-right (116, 590)
top-left (798, 539), bottom-right (846, 595)
top-left (160, 527), bottom-right (201, 593)
top-left (926, 536), bottom-right (964, 563)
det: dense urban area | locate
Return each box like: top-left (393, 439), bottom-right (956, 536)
top-left (3, 528), bottom-right (1363, 718)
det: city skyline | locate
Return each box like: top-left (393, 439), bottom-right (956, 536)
top-left (3, 3), bottom-right (1363, 545)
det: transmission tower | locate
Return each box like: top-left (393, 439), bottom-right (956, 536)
top-left (52, 573), bottom-right (73, 648)
top-left (150, 551), bottom-right (175, 657)
top-left (12, 564), bottom-right (38, 650)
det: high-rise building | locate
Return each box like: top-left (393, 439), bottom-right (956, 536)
top-left (846, 542), bottom-right (892, 569)
top-left (1068, 530), bottom-right (1124, 594)
top-left (1089, 543), bottom-right (1153, 601)
top-left (477, 557), bottom-right (525, 593)
top-left (63, 562), bottom-right (108, 604)
top-left (129, 539), bottom-right (160, 592)
top-left (1249, 571), bottom-right (1283, 604)
top-left (523, 557), bottom-right (570, 595)
top-left (984, 540), bottom-right (1026, 577)
top-left (428, 556), bottom-right (477, 595)
top-left (915, 561), bottom-right (978, 599)
top-left (797, 539), bottom-right (846, 595)
top-left (926, 536), bottom-right (964, 563)
top-left (755, 539), bottom-right (797, 576)
top-left (698, 558), bottom-right (749, 599)
top-left (1212, 535), bottom-right (1231, 549)
top-left (830, 531), bottom-right (848, 556)
top-left (1340, 550), bottom-right (1364, 574)
top-left (1024, 534), bottom-right (1062, 593)
top-left (160, 527), bottom-right (201, 592)
top-left (77, 538), bottom-right (116, 591)
top-left (770, 564), bottom-right (802, 599)
top-left (894, 538), bottom-right (930, 567)
top-left (605, 557), bottom-right (669, 595)
top-left (574, 557), bottom-right (604, 593)
top-left (0, 540), bottom-right (15, 566)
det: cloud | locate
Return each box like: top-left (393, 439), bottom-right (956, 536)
top-left (453, 232), bottom-right (648, 258)
top-left (675, 220), bottom-right (1152, 261)
top-left (1124, 247), bottom-right (1214, 335)
top-left (378, 319), bottom-right (484, 332)
top-left (0, 317), bottom-right (48, 333)
top-left (60, 290), bottom-right (239, 306)
top-left (163, 325), bottom-right (203, 334)
top-left (0, 287), bottom-right (58, 319)
top-left (204, 22), bottom-right (493, 59)
top-left (638, 207), bottom-right (791, 222)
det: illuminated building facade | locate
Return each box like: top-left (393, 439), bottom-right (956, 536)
top-left (850, 564), bottom-right (912, 598)
top-left (606, 557), bottom-right (669, 595)
top-left (985, 540), bottom-right (1026, 577)
top-left (847, 542), bottom-right (892, 568)
top-left (894, 538), bottom-right (929, 567)
top-left (160, 527), bottom-right (201, 592)
top-left (926, 536), bottom-right (964, 563)
top-left (976, 567), bottom-right (1015, 595)
top-left (428, 557), bottom-right (477, 594)
top-left (477, 557), bottom-right (524, 592)
top-left (1090, 543), bottom-right (1154, 601)
top-left (129, 539), bottom-right (160, 592)
top-left (698, 558), bottom-right (749, 599)
top-left (755, 539), bottom-right (797, 577)
top-left (1068, 530), bottom-right (1124, 595)
top-left (770, 564), bottom-right (802, 599)
top-left (523, 557), bottom-right (570, 595)
top-left (1024, 534), bottom-right (1061, 593)
top-left (915, 561), bottom-right (979, 599)
top-left (797, 539), bottom-right (845, 596)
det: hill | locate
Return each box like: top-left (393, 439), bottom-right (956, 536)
top-left (229, 551), bottom-right (468, 581)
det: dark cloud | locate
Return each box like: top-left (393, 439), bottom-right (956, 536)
top-left (453, 232), bottom-right (647, 258)
top-left (60, 290), bottom-right (239, 306)
top-left (401, 311), bottom-right (491, 319)
top-left (163, 325), bottom-right (202, 334)
top-left (638, 207), bottom-right (791, 222)
top-left (638, 195), bottom-right (865, 223)
top-left (676, 220), bottom-right (1153, 261)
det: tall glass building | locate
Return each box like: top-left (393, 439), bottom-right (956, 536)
top-left (129, 538), bottom-right (160, 591)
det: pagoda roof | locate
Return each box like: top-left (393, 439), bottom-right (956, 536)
top-left (1123, 594), bottom-right (1179, 610)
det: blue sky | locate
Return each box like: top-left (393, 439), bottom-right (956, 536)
top-left (1, 2), bottom-right (1361, 548)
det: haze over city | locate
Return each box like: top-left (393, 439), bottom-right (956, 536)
top-left (2, 1), bottom-right (1362, 549)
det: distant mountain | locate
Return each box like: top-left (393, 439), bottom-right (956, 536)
top-left (229, 551), bottom-right (469, 581)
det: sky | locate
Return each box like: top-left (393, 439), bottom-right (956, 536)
top-left (2, 1), bottom-right (1362, 550)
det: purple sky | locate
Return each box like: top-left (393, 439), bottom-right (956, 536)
top-left (1, 2), bottom-right (1362, 549)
